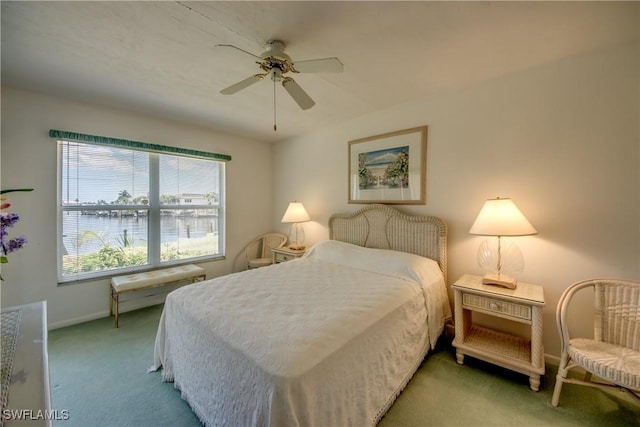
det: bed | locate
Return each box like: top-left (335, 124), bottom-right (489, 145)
top-left (150, 204), bottom-right (450, 426)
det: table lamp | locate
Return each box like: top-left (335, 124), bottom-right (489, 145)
top-left (281, 201), bottom-right (310, 250)
top-left (469, 197), bottom-right (537, 289)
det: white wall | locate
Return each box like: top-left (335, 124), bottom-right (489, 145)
top-left (0, 87), bottom-right (273, 328)
top-left (272, 40), bottom-right (640, 358)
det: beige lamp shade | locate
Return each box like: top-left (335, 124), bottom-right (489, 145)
top-left (469, 197), bottom-right (537, 289)
top-left (469, 198), bottom-right (537, 237)
top-left (281, 202), bottom-right (310, 250)
top-left (281, 202), bottom-right (310, 223)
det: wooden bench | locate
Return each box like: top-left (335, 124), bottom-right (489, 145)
top-left (110, 264), bottom-right (206, 328)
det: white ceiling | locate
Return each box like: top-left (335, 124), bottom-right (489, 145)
top-left (2, 1), bottom-right (638, 143)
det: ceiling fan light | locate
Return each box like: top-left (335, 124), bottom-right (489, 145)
top-left (270, 69), bottom-right (282, 82)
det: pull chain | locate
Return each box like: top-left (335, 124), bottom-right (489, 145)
top-left (273, 73), bottom-right (277, 131)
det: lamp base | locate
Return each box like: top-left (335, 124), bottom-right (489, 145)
top-left (288, 244), bottom-right (306, 251)
top-left (482, 273), bottom-right (517, 289)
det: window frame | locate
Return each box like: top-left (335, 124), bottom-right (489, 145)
top-left (56, 139), bottom-right (226, 284)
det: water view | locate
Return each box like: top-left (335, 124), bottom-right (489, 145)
top-left (62, 210), bottom-right (219, 256)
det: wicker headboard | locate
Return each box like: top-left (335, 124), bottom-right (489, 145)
top-left (328, 204), bottom-right (448, 282)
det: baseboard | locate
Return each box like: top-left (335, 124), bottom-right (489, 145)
top-left (48, 297), bottom-right (166, 330)
top-left (545, 353), bottom-right (561, 367)
top-left (49, 311), bottom-right (110, 330)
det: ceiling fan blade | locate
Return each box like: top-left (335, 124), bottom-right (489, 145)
top-left (215, 44), bottom-right (262, 60)
top-left (282, 78), bottom-right (315, 110)
top-left (293, 57), bottom-right (343, 73)
top-left (220, 74), bottom-right (265, 95)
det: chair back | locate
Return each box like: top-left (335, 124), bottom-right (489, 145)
top-left (260, 233), bottom-right (287, 258)
top-left (245, 233), bottom-right (287, 262)
top-left (552, 278), bottom-right (640, 407)
top-left (593, 279), bottom-right (640, 351)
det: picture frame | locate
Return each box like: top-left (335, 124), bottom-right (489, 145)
top-left (348, 126), bottom-right (427, 204)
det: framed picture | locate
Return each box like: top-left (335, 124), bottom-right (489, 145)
top-left (348, 126), bottom-right (427, 204)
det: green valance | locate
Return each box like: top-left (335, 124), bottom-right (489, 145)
top-left (49, 129), bottom-right (231, 162)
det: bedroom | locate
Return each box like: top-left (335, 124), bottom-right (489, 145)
top-left (1, 1), bottom-right (638, 426)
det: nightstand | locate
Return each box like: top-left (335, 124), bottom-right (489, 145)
top-left (272, 246), bottom-right (306, 264)
top-left (452, 274), bottom-right (545, 391)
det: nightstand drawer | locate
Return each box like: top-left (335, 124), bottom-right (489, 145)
top-left (272, 247), bottom-right (306, 264)
top-left (462, 293), bottom-right (531, 321)
top-left (274, 252), bottom-right (296, 263)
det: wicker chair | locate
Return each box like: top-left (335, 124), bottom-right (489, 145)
top-left (551, 279), bottom-right (640, 407)
top-left (245, 233), bottom-right (287, 269)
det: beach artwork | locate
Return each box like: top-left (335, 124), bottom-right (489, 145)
top-left (358, 146), bottom-right (409, 190)
top-left (349, 126), bottom-right (427, 204)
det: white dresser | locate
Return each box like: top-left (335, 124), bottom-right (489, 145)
top-left (1, 301), bottom-right (52, 426)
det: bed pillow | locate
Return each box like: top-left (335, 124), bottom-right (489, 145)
top-left (304, 239), bottom-right (443, 287)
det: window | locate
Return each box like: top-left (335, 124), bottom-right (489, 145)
top-left (57, 138), bottom-right (226, 283)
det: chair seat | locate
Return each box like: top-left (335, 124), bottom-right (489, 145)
top-left (248, 257), bottom-right (273, 269)
top-left (568, 338), bottom-right (640, 390)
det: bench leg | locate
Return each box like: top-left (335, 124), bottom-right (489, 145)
top-left (113, 291), bottom-right (120, 328)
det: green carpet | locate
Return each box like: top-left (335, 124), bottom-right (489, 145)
top-left (48, 304), bottom-right (639, 427)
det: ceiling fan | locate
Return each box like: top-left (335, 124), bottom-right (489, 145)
top-left (217, 40), bottom-right (343, 129)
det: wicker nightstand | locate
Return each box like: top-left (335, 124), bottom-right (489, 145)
top-left (272, 247), bottom-right (306, 264)
top-left (452, 274), bottom-right (545, 391)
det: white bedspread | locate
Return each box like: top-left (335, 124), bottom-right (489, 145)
top-left (151, 241), bottom-right (450, 427)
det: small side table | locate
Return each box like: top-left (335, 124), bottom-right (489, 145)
top-left (452, 274), bottom-right (545, 391)
top-left (272, 246), bottom-right (306, 264)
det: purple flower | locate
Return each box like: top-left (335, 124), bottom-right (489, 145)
top-left (5, 236), bottom-right (27, 254)
top-left (0, 212), bottom-right (20, 228)
top-left (0, 212), bottom-right (27, 258)
top-left (0, 189), bottom-right (32, 278)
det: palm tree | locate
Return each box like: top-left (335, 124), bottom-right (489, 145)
top-left (114, 190), bottom-right (132, 205)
